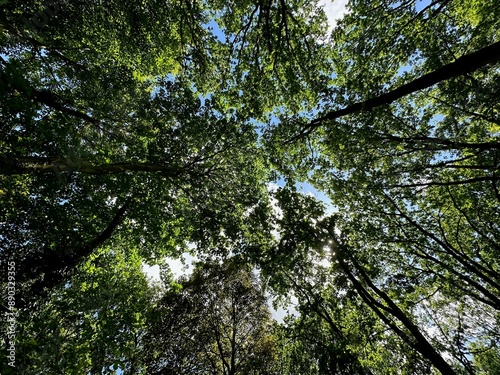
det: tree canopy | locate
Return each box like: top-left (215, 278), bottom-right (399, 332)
top-left (143, 261), bottom-right (277, 375)
top-left (1, 0), bottom-right (499, 374)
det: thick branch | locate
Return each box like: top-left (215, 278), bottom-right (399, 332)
top-left (389, 176), bottom-right (500, 189)
top-left (1, 156), bottom-right (184, 176)
top-left (30, 89), bottom-right (98, 124)
top-left (289, 41), bottom-right (500, 142)
top-left (0, 69), bottom-right (97, 124)
top-left (20, 201), bottom-right (131, 302)
top-left (377, 134), bottom-right (500, 151)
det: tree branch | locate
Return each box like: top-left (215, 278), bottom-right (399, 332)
top-left (287, 41), bottom-right (500, 143)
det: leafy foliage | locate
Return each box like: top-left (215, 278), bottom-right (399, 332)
top-left (0, 245), bottom-right (159, 375)
top-left (1, 0), bottom-right (499, 374)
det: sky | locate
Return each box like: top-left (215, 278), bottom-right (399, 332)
top-left (142, 0), bottom-right (350, 321)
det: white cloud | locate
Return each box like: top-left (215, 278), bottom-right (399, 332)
top-left (318, 0), bottom-right (350, 35)
top-left (166, 253), bottom-right (197, 278)
top-left (269, 295), bottom-right (299, 323)
top-left (266, 182), bottom-right (280, 193)
top-left (267, 183), bottom-right (284, 239)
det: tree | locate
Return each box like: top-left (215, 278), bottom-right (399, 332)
top-left (0, 244), bottom-right (159, 375)
top-left (143, 260), bottom-right (277, 375)
top-left (0, 1), bottom-right (330, 371)
top-left (1, 77), bottom-right (271, 304)
top-left (2, 0), bottom-right (500, 373)
top-left (260, 0), bottom-right (499, 372)
top-left (255, 187), bottom-right (435, 374)
top-left (0, 0), bottom-right (332, 303)
top-left (288, 40), bottom-right (500, 141)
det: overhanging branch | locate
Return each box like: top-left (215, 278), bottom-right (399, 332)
top-left (287, 41), bottom-right (500, 143)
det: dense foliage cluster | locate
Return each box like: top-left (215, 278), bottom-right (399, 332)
top-left (1, 0), bottom-right (499, 373)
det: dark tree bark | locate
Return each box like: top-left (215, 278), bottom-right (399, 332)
top-left (0, 156), bottom-right (184, 176)
top-left (0, 68), bottom-right (97, 124)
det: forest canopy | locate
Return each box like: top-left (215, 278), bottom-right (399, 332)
top-left (1, 0), bottom-right (499, 374)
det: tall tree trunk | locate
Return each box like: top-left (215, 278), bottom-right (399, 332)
top-left (0, 156), bottom-right (183, 176)
top-left (332, 240), bottom-right (457, 375)
top-left (290, 41), bottom-right (500, 141)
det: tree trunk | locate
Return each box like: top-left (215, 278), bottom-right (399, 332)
top-left (18, 201), bottom-right (130, 303)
